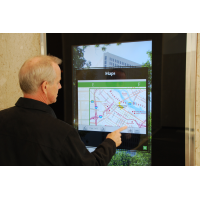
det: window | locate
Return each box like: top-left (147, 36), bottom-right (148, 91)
top-left (105, 56), bottom-right (107, 60)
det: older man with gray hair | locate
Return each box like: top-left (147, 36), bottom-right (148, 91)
top-left (0, 55), bottom-right (127, 166)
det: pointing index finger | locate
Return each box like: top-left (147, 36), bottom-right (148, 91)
top-left (117, 126), bottom-right (128, 132)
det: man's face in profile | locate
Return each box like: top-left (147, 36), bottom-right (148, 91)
top-left (46, 63), bottom-right (62, 104)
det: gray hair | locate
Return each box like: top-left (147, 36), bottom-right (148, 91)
top-left (19, 55), bottom-right (62, 94)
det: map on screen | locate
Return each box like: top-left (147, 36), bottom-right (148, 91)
top-left (78, 79), bottom-right (146, 134)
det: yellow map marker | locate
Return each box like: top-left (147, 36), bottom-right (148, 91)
top-left (118, 102), bottom-right (123, 110)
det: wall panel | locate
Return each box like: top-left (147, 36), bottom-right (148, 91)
top-left (0, 33), bottom-right (41, 111)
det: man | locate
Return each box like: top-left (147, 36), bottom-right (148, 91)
top-left (0, 55), bottom-right (127, 166)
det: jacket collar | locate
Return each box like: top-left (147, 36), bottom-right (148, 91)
top-left (15, 97), bottom-right (57, 118)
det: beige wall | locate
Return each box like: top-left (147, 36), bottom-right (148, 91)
top-left (196, 33), bottom-right (200, 165)
top-left (0, 33), bottom-right (41, 111)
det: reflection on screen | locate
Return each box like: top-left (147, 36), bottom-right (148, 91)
top-left (72, 41), bottom-right (152, 70)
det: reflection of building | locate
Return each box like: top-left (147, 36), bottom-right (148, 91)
top-left (103, 52), bottom-right (141, 68)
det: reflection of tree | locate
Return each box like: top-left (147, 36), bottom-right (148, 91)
top-left (95, 44), bottom-right (109, 52)
top-left (108, 149), bottom-right (151, 166)
top-left (130, 151), bottom-right (151, 166)
top-left (140, 51), bottom-right (152, 165)
top-left (73, 46), bottom-right (91, 69)
top-left (142, 50), bottom-right (152, 95)
top-left (148, 111), bottom-right (152, 152)
top-left (95, 43), bottom-right (121, 52)
top-left (108, 150), bottom-right (132, 166)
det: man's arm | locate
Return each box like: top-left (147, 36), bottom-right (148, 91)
top-left (60, 126), bottom-right (127, 166)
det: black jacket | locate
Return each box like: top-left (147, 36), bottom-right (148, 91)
top-left (0, 97), bottom-right (116, 166)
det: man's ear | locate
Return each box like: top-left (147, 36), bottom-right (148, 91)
top-left (41, 81), bottom-right (48, 95)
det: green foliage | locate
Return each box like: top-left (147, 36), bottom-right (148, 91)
top-left (130, 151), bottom-right (151, 166)
top-left (73, 46), bottom-right (91, 69)
top-left (108, 150), bottom-right (132, 166)
top-left (142, 51), bottom-right (152, 96)
top-left (85, 61), bottom-right (91, 69)
top-left (108, 150), bottom-right (151, 166)
top-left (95, 44), bottom-right (108, 52)
top-left (102, 47), bottom-right (106, 52)
top-left (148, 112), bottom-right (152, 152)
top-left (73, 46), bottom-right (86, 69)
top-left (148, 112), bottom-right (152, 134)
top-left (146, 50), bottom-right (152, 61)
top-left (95, 43), bottom-right (121, 52)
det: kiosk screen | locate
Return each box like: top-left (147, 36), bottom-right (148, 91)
top-left (78, 79), bottom-right (146, 134)
top-left (72, 39), bottom-right (152, 165)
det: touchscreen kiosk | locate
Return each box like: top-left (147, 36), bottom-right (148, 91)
top-left (72, 40), bottom-right (152, 165)
top-left (48, 33), bottom-right (186, 166)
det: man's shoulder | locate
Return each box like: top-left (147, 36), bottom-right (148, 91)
top-left (0, 106), bottom-right (16, 116)
top-left (0, 106), bottom-right (15, 112)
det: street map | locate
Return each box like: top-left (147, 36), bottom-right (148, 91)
top-left (78, 80), bottom-right (146, 134)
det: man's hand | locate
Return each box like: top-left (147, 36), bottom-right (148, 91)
top-left (106, 126), bottom-right (127, 147)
